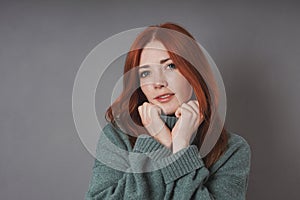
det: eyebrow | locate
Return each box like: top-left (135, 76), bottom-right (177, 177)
top-left (138, 58), bottom-right (171, 69)
top-left (160, 58), bottom-right (170, 64)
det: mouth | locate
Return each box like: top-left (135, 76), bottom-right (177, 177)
top-left (154, 93), bottom-right (175, 103)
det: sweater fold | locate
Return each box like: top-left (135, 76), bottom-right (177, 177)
top-left (86, 115), bottom-right (251, 200)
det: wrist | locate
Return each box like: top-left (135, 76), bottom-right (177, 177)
top-left (152, 125), bottom-right (172, 149)
top-left (172, 139), bottom-right (189, 153)
top-left (145, 119), bottom-right (165, 135)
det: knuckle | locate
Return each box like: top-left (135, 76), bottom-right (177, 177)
top-left (138, 105), bottom-right (142, 109)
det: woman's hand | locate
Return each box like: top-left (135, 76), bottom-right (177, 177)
top-left (171, 100), bottom-right (204, 153)
top-left (138, 102), bottom-right (172, 148)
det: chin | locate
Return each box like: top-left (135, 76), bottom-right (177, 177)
top-left (161, 106), bottom-right (177, 115)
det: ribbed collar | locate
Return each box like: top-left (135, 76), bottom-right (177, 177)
top-left (160, 115), bottom-right (178, 130)
top-left (160, 114), bottom-right (199, 146)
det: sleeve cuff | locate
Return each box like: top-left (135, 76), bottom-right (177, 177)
top-left (159, 145), bottom-right (205, 183)
top-left (133, 135), bottom-right (172, 160)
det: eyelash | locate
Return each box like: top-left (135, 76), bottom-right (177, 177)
top-left (166, 63), bottom-right (176, 70)
top-left (139, 71), bottom-right (150, 78)
top-left (139, 63), bottom-right (176, 78)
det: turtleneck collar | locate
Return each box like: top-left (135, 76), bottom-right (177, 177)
top-left (160, 114), bottom-right (178, 130)
top-left (160, 114), bottom-right (199, 146)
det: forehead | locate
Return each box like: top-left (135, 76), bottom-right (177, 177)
top-left (140, 41), bottom-right (170, 65)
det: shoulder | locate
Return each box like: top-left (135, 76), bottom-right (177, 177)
top-left (210, 131), bottom-right (251, 173)
top-left (94, 123), bottom-right (134, 172)
top-left (97, 123), bottom-right (132, 152)
top-left (227, 132), bottom-right (251, 153)
top-left (226, 132), bottom-right (251, 161)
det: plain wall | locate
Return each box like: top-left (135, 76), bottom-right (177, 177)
top-left (1, 0), bottom-right (299, 199)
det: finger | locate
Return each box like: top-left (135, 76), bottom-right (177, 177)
top-left (186, 101), bottom-right (199, 115)
top-left (181, 103), bottom-right (194, 116)
top-left (193, 101), bottom-right (202, 115)
top-left (148, 104), bottom-right (160, 122)
top-left (175, 107), bottom-right (182, 118)
top-left (138, 104), bottom-right (145, 123)
top-left (185, 102), bottom-right (204, 124)
top-left (148, 104), bottom-right (155, 121)
top-left (153, 105), bottom-right (162, 115)
top-left (138, 106), bottom-right (142, 123)
top-left (138, 105), bottom-right (142, 116)
top-left (138, 105), bottom-right (146, 119)
top-left (144, 103), bottom-right (151, 123)
top-left (139, 104), bottom-right (147, 125)
top-left (200, 112), bottom-right (205, 123)
top-left (148, 102), bottom-right (162, 116)
top-left (189, 101), bottom-right (204, 122)
top-left (140, 102), bottom-right (147, 124)
top-left (187, 100), bottom-right (199, 107)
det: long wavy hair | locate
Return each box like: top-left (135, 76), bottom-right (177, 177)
top-left (106, 22), bottom-right (228, 168)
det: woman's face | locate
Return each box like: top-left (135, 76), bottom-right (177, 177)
top-left (139, 40), bottom-right (193, 115)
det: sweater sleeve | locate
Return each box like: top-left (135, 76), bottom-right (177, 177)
top-left (85, 124), bottom-right (251, 200)
top-left (159, 134), bottom-right (251, 200)
top-left (85, 124), bottom-right (170, 200)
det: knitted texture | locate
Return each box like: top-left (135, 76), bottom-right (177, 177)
top-left (86, 116), bottom-right (251, 200)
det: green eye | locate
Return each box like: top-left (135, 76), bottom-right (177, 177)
top-left (140, 71), bottom-right (150, 78)
top-left (167, 63), bottom-right (176, 69)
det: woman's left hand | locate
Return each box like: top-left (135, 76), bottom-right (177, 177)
top-left (171, 100), bottom-right (204, 153)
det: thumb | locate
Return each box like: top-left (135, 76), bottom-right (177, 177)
top-left (175, 107), bottom-right (181, 118)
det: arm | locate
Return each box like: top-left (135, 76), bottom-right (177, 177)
top-left (158, 100), bottom-right (250, 199)
top-left (159, 135), bottom-right (251, 200)
top-left (85, 124), bottom-right (171, 200)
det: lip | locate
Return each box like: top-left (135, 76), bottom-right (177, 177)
top-left (154, 93), bottom-right (175, 103)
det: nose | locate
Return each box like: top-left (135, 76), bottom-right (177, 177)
top-left (153, 74), bottom-right (168, 89)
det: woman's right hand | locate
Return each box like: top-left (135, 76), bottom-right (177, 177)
top-left (138, 102), bottom-right (172, 148)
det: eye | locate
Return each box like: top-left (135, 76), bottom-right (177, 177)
top-left (139, 71), bottom-right (150, 78)
top-left (166, 63), bottom-right (176, 70)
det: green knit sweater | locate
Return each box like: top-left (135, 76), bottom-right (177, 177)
top-left (85, 116), bottom-right (251, 200)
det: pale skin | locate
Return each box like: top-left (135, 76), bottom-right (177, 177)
top-left (137, 40), bottom-right (204, 153)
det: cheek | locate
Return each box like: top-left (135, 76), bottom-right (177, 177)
top-left (140, 85), bottom-right (152, 100)
top-left (173, 77), bottom-right (193, 102)
top-left (181, 84), bottom-right (193, 101)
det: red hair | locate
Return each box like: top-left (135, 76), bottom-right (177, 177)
top-left (106, 22), bottom-right (228, 168)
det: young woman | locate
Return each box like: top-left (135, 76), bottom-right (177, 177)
top-left (86, 23), bottom-right (251, 199)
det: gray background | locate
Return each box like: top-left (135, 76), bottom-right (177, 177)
top-left (1, 0), bottom-right (299, 199)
